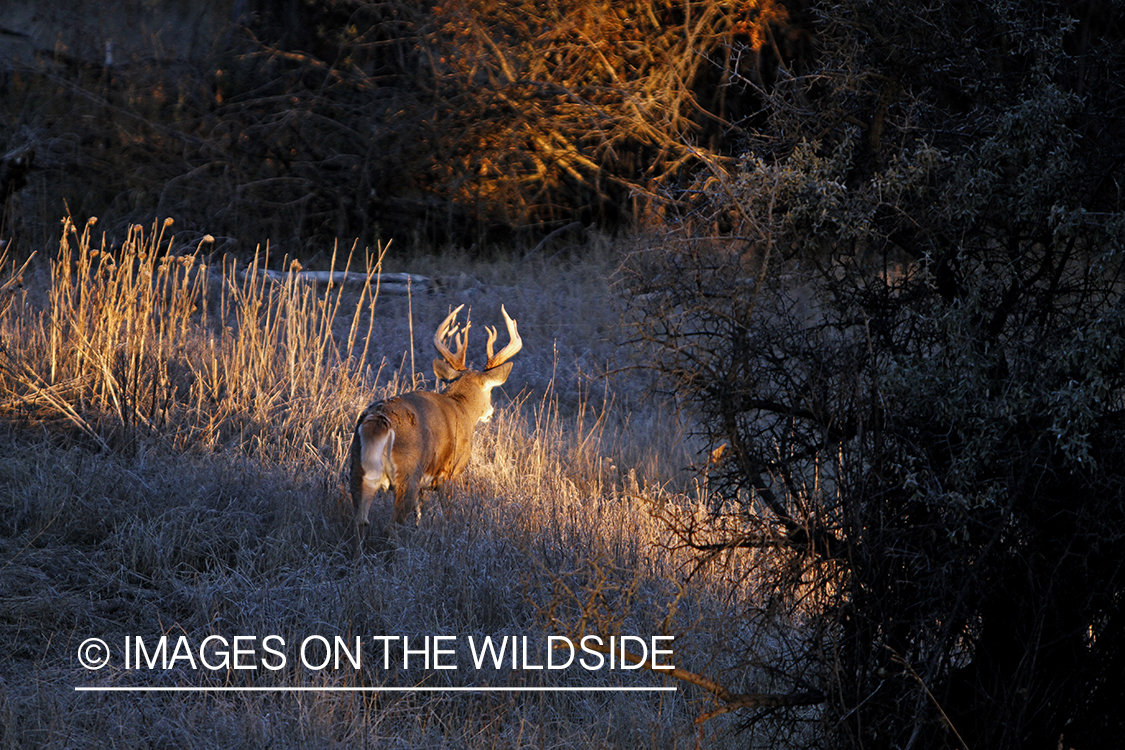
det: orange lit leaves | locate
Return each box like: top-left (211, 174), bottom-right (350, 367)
top-left (730, 0), bottom-right (791, 51)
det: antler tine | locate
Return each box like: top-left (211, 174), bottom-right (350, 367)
top-left (433, 304), bottom-right (469, 370)
top-left (484, 325), bottom-right (499, 363)
top-left (485, 305), bottom-right (522, 369)
top-left (458, 318), bottom-right (471, 363)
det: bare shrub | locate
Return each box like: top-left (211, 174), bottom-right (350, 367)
top-left (621, 0), bottom-right (1125, 746)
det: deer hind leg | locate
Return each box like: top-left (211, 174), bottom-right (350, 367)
top-left (391, 475), bottom-right (422, 526)
top-left (352, 415), bottom-right (396, 537)
top-left (427, 470), bottom-right (457, 519)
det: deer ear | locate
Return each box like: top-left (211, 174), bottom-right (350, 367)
top-left (483, 360), bottom-right (514, 386)
top-left (433, 358), bottom-right (461, 382)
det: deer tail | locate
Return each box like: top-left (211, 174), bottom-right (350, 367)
top-left (356, 408), bottom-right (396, 490)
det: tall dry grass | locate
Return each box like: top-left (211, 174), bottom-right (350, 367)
top-left (0, 221), bottom-right (782, 748)
top-left (1, 215), bottom-right (381, 464)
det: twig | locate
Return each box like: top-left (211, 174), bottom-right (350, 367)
top-left (553, 638), bottom-right (824, 724)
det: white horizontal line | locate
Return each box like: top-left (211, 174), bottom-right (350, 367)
top-left (75, 686), bottom-right (677, 693)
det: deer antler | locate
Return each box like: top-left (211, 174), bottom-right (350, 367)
top-left (485, 305), bottom-right (522, 369)
top-left (434, 304), bottom-right (470, 371)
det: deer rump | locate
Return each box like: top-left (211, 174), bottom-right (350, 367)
top-left (350, 391), bottom-right (476, 526)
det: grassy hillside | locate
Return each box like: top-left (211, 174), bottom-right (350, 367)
top-left (0, 219), bottom-right (789, 748)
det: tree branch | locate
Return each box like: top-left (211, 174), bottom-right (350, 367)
top-left (561, 640), bottom-right (824, 725)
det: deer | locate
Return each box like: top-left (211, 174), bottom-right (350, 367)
top-left (349, 304), bottom-right (521, 549)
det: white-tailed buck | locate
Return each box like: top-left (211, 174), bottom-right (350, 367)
top-left (349, 304), bottom-right (521, 546)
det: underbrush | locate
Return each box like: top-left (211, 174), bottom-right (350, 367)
top-left (0, 220), bottom-right (770, 748)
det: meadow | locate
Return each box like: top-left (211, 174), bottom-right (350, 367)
top-left (0, 218), bottom-right (791, 748)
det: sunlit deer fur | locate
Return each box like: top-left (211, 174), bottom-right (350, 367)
top-left (349, 305), bottom-right (521, 549)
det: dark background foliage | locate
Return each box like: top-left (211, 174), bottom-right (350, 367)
top-left (0, 0), bottom-right (812, 256)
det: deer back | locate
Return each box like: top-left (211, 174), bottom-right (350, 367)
top-left (384, 389), bottom-right (475, 484)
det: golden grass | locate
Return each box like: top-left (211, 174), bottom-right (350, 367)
top-left (0, 220), bottom-right (788, 748)
top-left (1, 216), bottom-right (383, 464)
